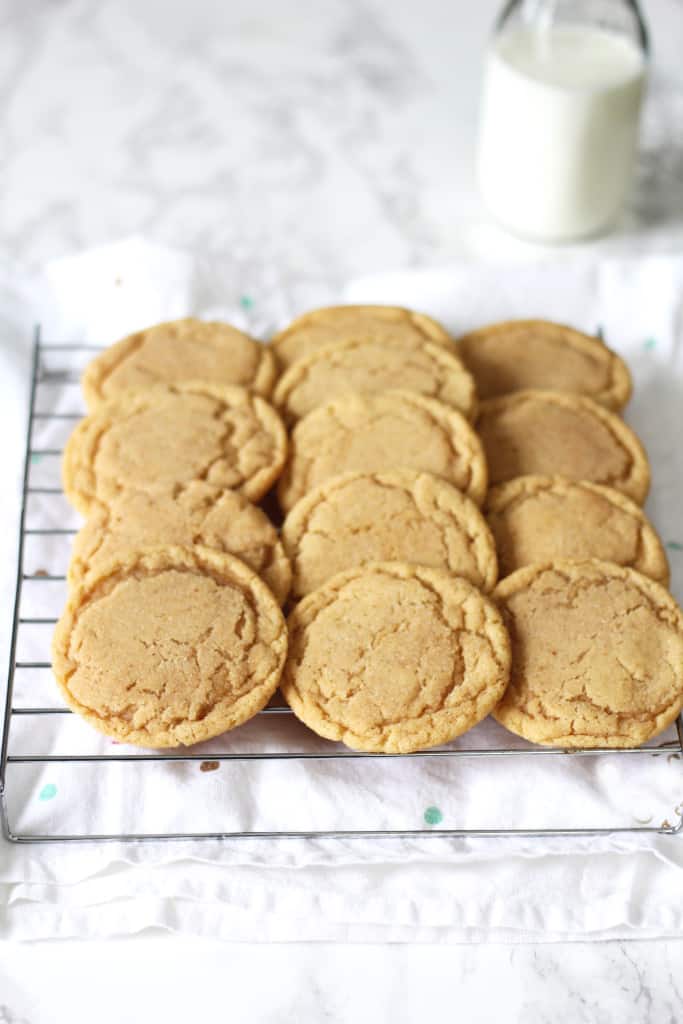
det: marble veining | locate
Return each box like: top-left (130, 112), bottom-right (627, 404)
top-left (2, 937), bottom-right (683, 1021)
top-left (3, 0), bottom-right (683, 304)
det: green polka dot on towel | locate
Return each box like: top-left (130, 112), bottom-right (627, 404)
top-left (423, 806), bottom-right (443, 826)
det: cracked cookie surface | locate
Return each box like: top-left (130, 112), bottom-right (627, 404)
top-left (477, 390), bottom-right (650, 503)
top-left (486, 476), bottom-right (669, 583)
top-left (63, 382), bottom-right (288, 514)
top-left (82, 318), bottom-right (277, 409)
top-left (282, 470), bottom-right (497, 599)
top-left (272, 338), bottom-right (476, 424)
top-left (52, 546), bottom-right (288, 748)
top-left (493, 559), bottom-right (683, 747)
top-left (270, 304), bottom-right (453, 368)
top-left (69, 483), bottom-right (292, 603)
top-left (281, 562), bottom-right (511, 753)
top-left (457, 319), bottom-right (631, 409)
top-left (277, 390), bottom-right (488, 513)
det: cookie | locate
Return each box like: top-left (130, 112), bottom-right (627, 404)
top-left (457, 319), bottom-right (632, 410)
top-left (69, 484), bottom-right (292, 604)
top-left (492, 559), bottom-right (683, 747)
top-left (282, 470), bottom-right (498, 599)
top-left (486, 476), bottom-right (669, 584)
top-left (270, 304), bottom-right (453, 368)
top-left (82, 318), bottom-right (277, 409)
top-left (272, 338), bottom-right (477, 425)
top-left (277, 390), bottom-right (488, 513)
top-left (281, 562), bottom-right (511, 753)
top-left (63, 383), bottom-right (288, 515)
top-left (476, 390), bottom-right (650, 504)
top-left (51, 546), bottom-right (288, 748)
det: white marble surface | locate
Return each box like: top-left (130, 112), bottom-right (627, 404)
top-left (3, 0), bottom-right (683, 288)
top-left (2, 0), bottom-right (683, 1017)
top-left (1, 935), bottom-right (683, 1022)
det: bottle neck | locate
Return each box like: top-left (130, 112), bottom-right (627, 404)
top-left (494, 0), bottom-right (648, 56)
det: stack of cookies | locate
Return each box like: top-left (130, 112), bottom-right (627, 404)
top-left (52, 320), bottom-right (292, 748)
top-left (52, 308), bottom-right (683, 754)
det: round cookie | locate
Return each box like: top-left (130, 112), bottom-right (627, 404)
top-left (486, 476), bottom-right (669, 584)
top-left (476, 390), bottom-right (650, 504)
top-left (492, 559), bottom-right (683, 748)
top-left (270, 304), bottom-right (453, 368)
top-left (52, 546), bottom-right (288, 748)
top-left (282, 470), bottom-right (498, 599)
top-left (63, 382), bottom-right (288, 515)
top-left (277, 390), bottom-right (488, 514)
top-left (272, 338), bottom-right (477, 425)
top-left (456, 319), bottom-right (632, 410)
top-left (281, 562), bottom-right (511, 753)
top-left (69, 484), bottom-right (292, 603)
top-left (82, 318), bottom-right (277, 409)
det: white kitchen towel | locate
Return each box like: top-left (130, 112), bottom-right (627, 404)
top-left (1, 239), bottom-right (682, 942)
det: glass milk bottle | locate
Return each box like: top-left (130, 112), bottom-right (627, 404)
top-left (477, 0), bottom-right (649, 242)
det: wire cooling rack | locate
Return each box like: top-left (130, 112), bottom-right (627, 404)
top-left (1, 328), bottom-right (682, 845)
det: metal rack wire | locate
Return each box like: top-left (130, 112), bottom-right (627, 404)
top-left (1, 327), bottom-right (682, 844)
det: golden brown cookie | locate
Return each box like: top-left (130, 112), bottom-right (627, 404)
top-left (486, 476), bottom-right (669, 584)
top-left (52, 546), bottom-right (288, 748)
top-left (277, 390), bottom-right (488, 514)
top-left (457, 319), bottom-right (632, 410)
top-left (272, 338), bottom-right (477, 425)
top-left (69, 484), bottom-right (292, 603)
top-left (282, 470), bottom-right (498, 599)
top-left (492, 559), bottom-right (683, 748)
top-left (270, 304), bottom-right (454, 368)
top-left (63, 383), bottom-right (288, 515)
top-left (281, 562), bottom-right (511, 752)
top-left (82, 318), bottom-right (277, 409)
top-left (476, 390), bottom-right (650, 504)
